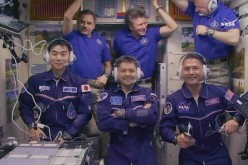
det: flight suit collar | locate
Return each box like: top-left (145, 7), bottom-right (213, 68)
top-left (44, 69), bottom-right (70, 82)
top-left (113, 83), bottom-right (142, 93)
top-left (181, 83), bottom-right (208, 99)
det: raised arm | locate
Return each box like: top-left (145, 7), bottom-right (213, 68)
top-left (152, 0), bottom-right (178, 37)
top-left (95, 61), bottom-right (112, 88)
top-left (170, 0), bottom-right (189, 12)
top-left (63, 0), bottom-right (83, 35)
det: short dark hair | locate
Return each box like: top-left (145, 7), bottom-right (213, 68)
top-left (47, 39), bottom-right (72, 53)
top-left (77, 9), bottom-right (97, 22)
top-left (115, 55), bottom-right (140, 68)
top-left (125, 5), bottom-right (146, 26)
top-left (181, 52), bottom-right (207, 65)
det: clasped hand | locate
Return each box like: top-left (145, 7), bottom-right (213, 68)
top-left (176, 133), bottom-right (196, 149)
top-left (196, 25), bottom-right (208, 35)
top-left (220, 119), bottom-right (239, 135)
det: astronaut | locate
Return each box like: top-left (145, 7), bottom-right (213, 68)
top-left (159, 52), bottom-right (245, 165)
top-left (19, 39), bottom-right (92, 142)
top-left (97, 56), bottom-right (159, 165)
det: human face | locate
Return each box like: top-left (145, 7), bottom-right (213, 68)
top-left (181, 58), bottom-right (205, 87)
top-left (77, 14), bottom-right (95, 37)
top-left (117, 62), bottom-right (138, 88)
top-left (49, 45), bottom-right (70, 71)
top-left (130, 17), bottom-right (147, 37)
top-left (194, 0), bottom-right (210, 16)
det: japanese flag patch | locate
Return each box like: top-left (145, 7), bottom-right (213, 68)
top-left (81, 84), bottom-right (91, 93)
top-left (163, 102), bottom-right (172, 114)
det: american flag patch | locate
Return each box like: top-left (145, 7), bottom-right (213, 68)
top-left (225, 89), bottom-right (234, 101)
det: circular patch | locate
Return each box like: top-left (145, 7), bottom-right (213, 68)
top-left (84, 85), bottom-right (89, 91)
top-left (96, 39), bottom-right (102, 45)
top-left (97, 92), bottom-right (108, 102)
top-left (151, 93), bottom-right (158, 100)
top-left (163, 102), bottom-right (172, 114)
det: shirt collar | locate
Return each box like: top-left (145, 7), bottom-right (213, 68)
top-left (76, 30), bottom-right (97, 38)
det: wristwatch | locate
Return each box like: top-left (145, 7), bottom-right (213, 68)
top-left (156, 6), bottom-right (162, 12)
top-left (104, 72), bottom-right (110, 78)
top-left (208, 29), bottom-right (215, 36)
top-left (62, 131), bottom-right (72, 141)
top-left (172, 135), bottom-right (177, 145)
top-left (28, 122), bottom-right (37, 130)
top-left (232, 116), bottom-right (241, 124)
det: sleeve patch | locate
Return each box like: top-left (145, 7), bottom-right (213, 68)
top-left (163, 102), bottom-right (172, 114)
top-left (151, 93), bottom-right (158, 100)
top-left (224, 89), bottom-right (234, 101)
top-left (97, 92), bottom-right (108, 102)
top-left (81, 84), bottom-right (91, 93)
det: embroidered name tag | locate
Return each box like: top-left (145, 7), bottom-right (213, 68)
top-left (63, 87), bottom-right (77, 93)
top-left (131, 95), bottom-right (146, 102)
top-left (39, 85), bottom-right (50, 92)
top-left (110, 96), bottom-right (122, 105)
top-left (205, 97), bottom-right (219, 106)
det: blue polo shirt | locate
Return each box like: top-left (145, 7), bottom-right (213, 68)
top-left (185, 2), bottom-right (240, 60)
top-left (113, 27), bottom-right (163, 78)
top-left (64, 30), bottom-right (112, 79)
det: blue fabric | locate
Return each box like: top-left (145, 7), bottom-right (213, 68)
top-left (97, 84), bottom-right (159, 165)
top-left (64, 30), bottom-right (112, 79)
top-left (185, 2), bottom-right (240, 60)
top-left (113, 27), bottom-right (163, 78)
top-left (19, 69), bottom-right (92, 140)
top-left (159, 83), bottom-right (243, 164)
top-left (179, 143), bottom-right (232, 165)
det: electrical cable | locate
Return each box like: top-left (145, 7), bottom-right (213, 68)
top-left (7, 36), bottom-right (74, 142)
top-left (8, 50), bottom-right (54, 141)
top-left (5, 35), bottom-right (84, 142)
top-left (5, 34), bottom-right (47, 56)
top-left (0, 0), bottom-right (13, 8)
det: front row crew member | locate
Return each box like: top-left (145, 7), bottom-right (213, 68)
top-left (97, 56), bottom-right (159, 165)
top-left (19, 39), bottom-right (92, 142)
top-left (159, 53), bottom-right (245, 165)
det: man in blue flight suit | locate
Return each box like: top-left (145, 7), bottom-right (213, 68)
top-left (19, 39), bottom-right (92, 142)
top-left (159, 52), bottom-right (245, 165)
top-left (97, 56), bottom-right (159, 165)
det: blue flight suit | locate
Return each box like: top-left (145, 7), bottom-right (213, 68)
top-left (160, 83), bottom-right (244, 165)
top-left (19, 69), bottom-right (92, 140)
top-left (97, 84), bottom-right (159, 165)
